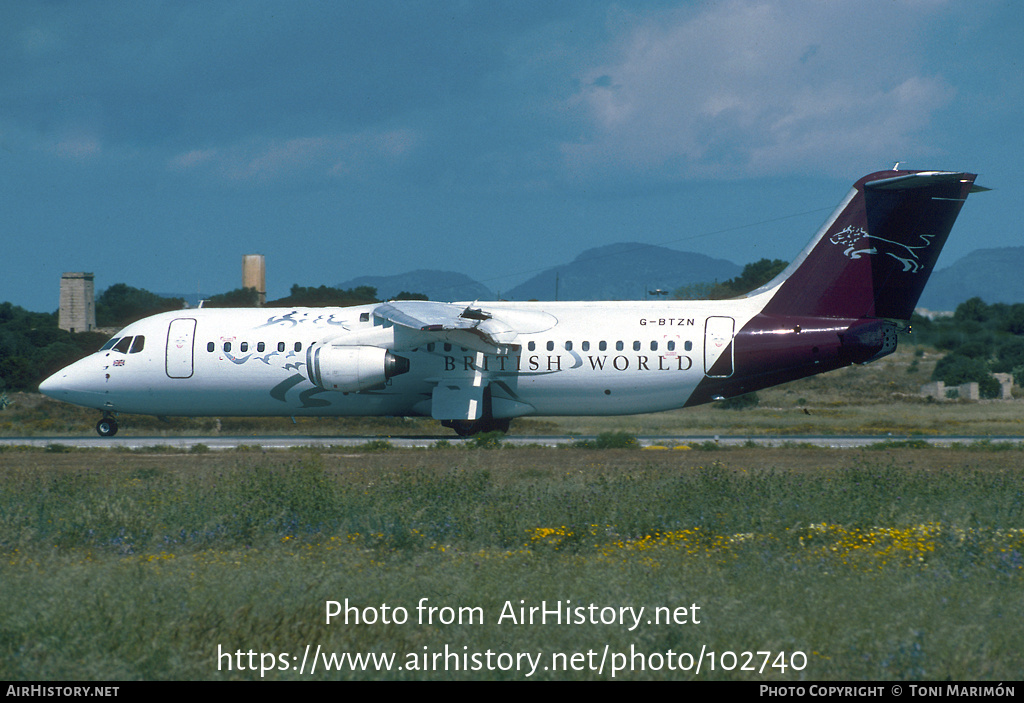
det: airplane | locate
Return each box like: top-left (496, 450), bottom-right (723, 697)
top-left (39, 168), bottom-right (987, 438)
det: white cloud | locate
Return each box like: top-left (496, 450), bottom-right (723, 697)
top-left (47, 134), bottom-right (102, 159)
top-left (168, 128), bottom-right (418, 184)
top-left (168, 149), bottom-right (216, 170)
top-left (563, 0), bottom-right (955, 179)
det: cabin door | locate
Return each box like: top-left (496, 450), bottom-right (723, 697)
top-left (166, 318), bottom-right (197, 379)
top-left (704, 316), bottom-right (735, 378)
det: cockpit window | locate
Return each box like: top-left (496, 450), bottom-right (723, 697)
top-left (103, 335), bottom-right (144, 354)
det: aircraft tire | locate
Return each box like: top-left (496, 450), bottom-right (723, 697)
top-left (96, 418), bottom-right (118, 437)
top-left (448, 417), bottom-right (511, 436)
top-left (450, 420), bottom-right (480, 437)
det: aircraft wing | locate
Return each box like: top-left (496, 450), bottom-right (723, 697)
top-left (374, 301), bottom-right (519, 354)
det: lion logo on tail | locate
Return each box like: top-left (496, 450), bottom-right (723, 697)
top-left (829, 225), bottom-right (934, 273)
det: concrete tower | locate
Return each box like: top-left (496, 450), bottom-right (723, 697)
top-left (242, 254), bottom-right (266, 306)
top-left (58, 272), bottom-right (96, 333)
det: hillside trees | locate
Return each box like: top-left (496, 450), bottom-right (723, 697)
top-left (203, 287), bottom-right (261, 308)
top-left (916, 297), bottom-right (1024, 396)
top-left (96, 284), bottom-right (185, 327)
top-left (674, 259), bottom-right (788, 300)
top-left (267, 284), bottom-right (378, 307)
top-left (0, 303), bottom-right (106, 392)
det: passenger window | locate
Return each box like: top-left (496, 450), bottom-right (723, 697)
top-left (685, 341), bottom-right (693, 351)
top-left (547, 341), bottom-right (554, 351)
top-left (129, 336), bottom-right (145, 354)
top-left (668, 341), bottom-right (676, 351)
top-left (528, 341), bottom-right (536, 351)
top-left (633, 341), bottom-right (641, 351)
top-left (599, 341), bottom-right (607, 352)
top-left (444, 343), bottom-right (452, 352)
top-left (427, 343), bottom-right (435, 352)
top-left (240, 342), bottom-right (248, 353)
top-left (278, 342), bottom-right (285, 352)
top-left (113, 337), bottom-right (133, 353)
top-left (294, 342), bottom-right (302, 352)
top-left (582, 341), bottom-right (590, 352)
top-left (565, 341), bottom-right (573, 351)
top-left (207, 342), bottom-right (215, 352)
top-left (224, 342), bottom-right (232, 352)
top-left (650, 341), bottom-right (657, 351)
top-left (257, 342), bottom-right (265, 352)
top-left (616, 341), bottom-right (624, 352)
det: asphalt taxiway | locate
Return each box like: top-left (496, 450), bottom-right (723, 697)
top-left (2, 434), bottom-right (1022, 450)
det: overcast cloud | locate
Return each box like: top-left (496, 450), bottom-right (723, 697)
top-left (1, 1), bottom-right (1020, 310)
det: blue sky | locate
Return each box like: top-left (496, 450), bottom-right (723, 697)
top-left (3, 0), bottom-right (1022, 311)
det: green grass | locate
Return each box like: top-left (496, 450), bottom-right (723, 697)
top-left (2, 446), bottom-right (1023, 680)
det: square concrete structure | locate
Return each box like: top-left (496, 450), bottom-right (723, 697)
top-left (58, 272), bottom-right (96, 333)
top-left (242, 255), bottom-right (266, 306)
top-left (993, 373), bottom-right (1014, 400)
top-left (921, 376), bottom-right (1013, 401)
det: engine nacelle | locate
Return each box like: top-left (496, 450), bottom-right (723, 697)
top-left (307, 345), bottom-right (410, 392)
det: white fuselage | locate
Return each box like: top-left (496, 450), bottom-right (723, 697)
top-left (40, 298), bottom-right (766, 420)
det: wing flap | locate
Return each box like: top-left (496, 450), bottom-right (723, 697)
top-left (431, 381), bottom-right (485, 420)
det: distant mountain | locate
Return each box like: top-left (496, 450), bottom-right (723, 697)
top-left (504, 243), bottom-right (741, 301)
top-left (336, 269), bottom-right (496, 302)
top-left (919, 247), bottom-right (1024, 311)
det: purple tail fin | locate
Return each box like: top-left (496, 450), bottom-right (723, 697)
top-left (759, 170), bottom-right (985, 320)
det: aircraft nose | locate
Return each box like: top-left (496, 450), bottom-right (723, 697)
top-left (38, 357), bottom-right (107, 407)
top-left (38, 366), bottom-right (79, 399)
top-left (38, 371), bottom-right (60, 397)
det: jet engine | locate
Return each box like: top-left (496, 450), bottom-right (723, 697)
top-left (307, 345), bottom-right (410, 392)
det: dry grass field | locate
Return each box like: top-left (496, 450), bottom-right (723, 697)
top-left (2, 442), bottom-right (1023, 680)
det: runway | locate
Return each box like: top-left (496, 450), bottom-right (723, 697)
top-left (2, 434), bottom-right (1023, 450)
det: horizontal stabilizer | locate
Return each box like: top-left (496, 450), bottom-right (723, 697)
top-left (864, 171), bottom-right (986, 192)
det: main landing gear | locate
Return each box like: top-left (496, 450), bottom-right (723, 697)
top-left (441, 416), bottom-right (512, 437)
top-left (96, 414), bottom-right (118, 437)
top-left (439, 384), bottom-right (513, 436)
